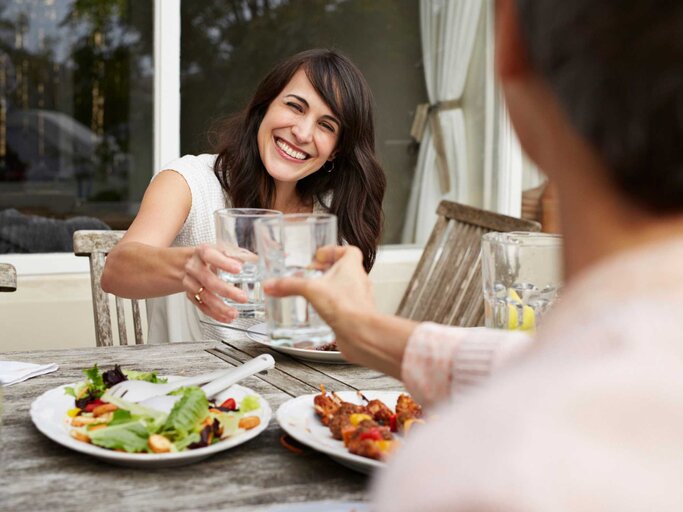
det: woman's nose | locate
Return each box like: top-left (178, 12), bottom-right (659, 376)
top-left (291, 117), bottom-right (314, 144)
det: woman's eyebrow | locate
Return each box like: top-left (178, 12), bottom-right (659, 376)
top-left (285, 94), bottom-right (340, 127)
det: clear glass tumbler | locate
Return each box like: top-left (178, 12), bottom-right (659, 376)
top-left (214, 208), bottom-right (282, 318)
top-left (481, 231), bottom-right (563, 330)
top-left (255, 213), bottom-right (337, 345)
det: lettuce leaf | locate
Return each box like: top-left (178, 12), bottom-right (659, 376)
top-left (123, 369), bottom-right (168, 384)
top-left (88, 420), bottom-right (151, 453)
top-left (161, 387), bottom-right (209, 439)
top-left (101, 392), bottom-right (166, 425)
top-left (173, 432), bottom-right (201, 452)
top-left (215, 412), bottom-right (240, 439)
top-left (82, 364), bottom-right (106, 395)
top-left (108, 409), bottom-right (133, 426)
top-left (240, 395), bottom-right (260, 413)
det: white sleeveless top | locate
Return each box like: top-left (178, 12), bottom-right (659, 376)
top-left (145, 153), bottom-right (331, 343)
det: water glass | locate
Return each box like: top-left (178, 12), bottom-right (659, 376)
top-left (481, 231), bottom-right (563, 330)
top-left (214, 208), bottom-right (282, 318)
top-left (255, 213), bottom-right (337, 345)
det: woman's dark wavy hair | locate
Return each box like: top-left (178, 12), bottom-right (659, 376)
top-left (212, 49), bottom-right (386, 271)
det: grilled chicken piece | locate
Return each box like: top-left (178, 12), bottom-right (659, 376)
top-left (395, 393), bottom-right (422, 430)
top-left (345, 420), bottom-right (395, 460)
top-left (313, 386), bottom-right (344, 426)
top-left (328, 402), bottom-right (369, 440)
top-left (365, 399), bottom-right (394, 426)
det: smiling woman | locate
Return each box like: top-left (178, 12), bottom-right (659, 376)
top-left (101, 49), bottom-right (386, 344)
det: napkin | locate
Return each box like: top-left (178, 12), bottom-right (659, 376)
top-left (0, 360), bottom-right (59, 386)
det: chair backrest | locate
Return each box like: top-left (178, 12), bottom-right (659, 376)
top-left (0, 263), bottom-right (16, 292)
top-left (396, 200), bottom-right (541, 327)
top-left (73, 230), bottom-right (144, 346)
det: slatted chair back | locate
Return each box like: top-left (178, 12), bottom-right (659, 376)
top-left (73, 230), bottom-right (144, 346)
top-left (0, 263), bottom-right (17, 292)
top-left (397, 200), bottom-right (541, 327)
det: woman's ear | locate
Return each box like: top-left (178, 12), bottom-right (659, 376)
top-left (496, 0), bottom-right (533, 81)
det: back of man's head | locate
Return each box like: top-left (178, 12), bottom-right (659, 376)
top-left (516, 0), bottom-right (683, 214)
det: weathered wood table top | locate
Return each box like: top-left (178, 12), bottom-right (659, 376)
top-left (1, 339), bottom-right (401, 511)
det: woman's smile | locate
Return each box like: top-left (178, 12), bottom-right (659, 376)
top-left (274, 137), bottom-right (310, 161)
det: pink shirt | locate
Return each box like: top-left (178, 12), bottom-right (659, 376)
top-left (374, 236), bottom-right (683, 511)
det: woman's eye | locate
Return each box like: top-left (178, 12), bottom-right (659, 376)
top-left (286, 102), bottom-right (303, 112)
top-left (320, 122), bottom-right (336, 133)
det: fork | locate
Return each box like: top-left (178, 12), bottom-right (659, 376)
top-left (140, 354), bottom-right (275, 413)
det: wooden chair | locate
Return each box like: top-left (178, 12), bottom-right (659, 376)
top-left (396, 200), bottom-right (541, 327)
top-left (0, 263), bottom-right (17, 292)
top-left (73, 230), bottom-right (144, 346)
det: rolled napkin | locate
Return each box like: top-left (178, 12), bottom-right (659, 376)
top-left (0, 360), bottom-right (59, 386)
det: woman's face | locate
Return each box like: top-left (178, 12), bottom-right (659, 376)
top-left (257, 68), bottom-right (340, 186)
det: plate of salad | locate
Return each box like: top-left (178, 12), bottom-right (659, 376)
top-left (30, 364), bottom-right (272, 468)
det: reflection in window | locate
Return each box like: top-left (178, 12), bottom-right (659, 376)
top-left (180, 0), bottom-right (426, 243)
top-left (0, 0), bottom-right (152, 253)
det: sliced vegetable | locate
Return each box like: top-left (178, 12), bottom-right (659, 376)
top-left (240, 395), bottom-right (260, 413)
top-left (219, 398), bottom-right (237, 410)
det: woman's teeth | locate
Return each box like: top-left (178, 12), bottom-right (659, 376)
top-left (276, 139), bottom-right (307, 160)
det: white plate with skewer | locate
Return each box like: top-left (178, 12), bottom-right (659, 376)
top-left (276, 390), bottom-right (406, 474)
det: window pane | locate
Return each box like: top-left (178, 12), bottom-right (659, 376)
top-left (0, 0), bottom-right (153, 253)
top-left (180, 0), bottom-right (426, 243)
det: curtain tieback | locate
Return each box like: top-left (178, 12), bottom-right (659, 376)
top-left (410, 98), bottom-right (463, 195)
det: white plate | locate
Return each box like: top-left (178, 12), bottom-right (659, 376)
top-left (276, 390), bottom-right (404, 474)
top-left (30, 380), bottom-right (272, 468)
top-left (244, 322), bottom-right (346, 364)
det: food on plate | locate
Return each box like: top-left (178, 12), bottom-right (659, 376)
top-left (314, 341), bottom-right (338, 352)
top-left (313, 386), bottom-right (424, 460)
top-left (64, 364), bottom-right (262, 454)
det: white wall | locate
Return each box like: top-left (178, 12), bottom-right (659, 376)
top-left (0, 246), bottom-right (421, 352)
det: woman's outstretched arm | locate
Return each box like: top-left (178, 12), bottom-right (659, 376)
top-left (101, 170), bottom-right (244, 323)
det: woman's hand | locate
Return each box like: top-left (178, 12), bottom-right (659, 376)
top-left (182, 244), bottom-right (249, 324)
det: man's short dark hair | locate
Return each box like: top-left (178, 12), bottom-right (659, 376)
top-left (516, 0), bottom-right (683, 214)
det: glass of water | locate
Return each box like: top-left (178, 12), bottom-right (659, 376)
top-left (481, 232), bottom-right (563, 330)
top-left (214, 208), bottom-right (282, 318)
top-left (255, 213), bottom-right (337, 346)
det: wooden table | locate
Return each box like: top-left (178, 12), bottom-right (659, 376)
top-left (1, 339), bottom-right (401, 511)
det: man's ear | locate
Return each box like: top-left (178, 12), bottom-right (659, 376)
top-left (496, 0), bottom-right (533, 80)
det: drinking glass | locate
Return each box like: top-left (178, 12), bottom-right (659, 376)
top-left (481, 231), bottom-right (563, 330)
top-left (214, 208), bottom-right (282, 318)
top-left (255, 213), bottom-right (337, 346)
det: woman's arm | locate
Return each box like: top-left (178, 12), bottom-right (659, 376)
top-left (101, 171), bottom-right (194, 298)
top-left (101, 171), bottom-right (245, 323)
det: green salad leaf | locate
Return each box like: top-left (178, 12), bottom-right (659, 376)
top-left (161, 387), bottom-right (209, 439)
top-left (123, 369), bottom-right (168, 384)
top-left (215, 412), bottom-right (240, 438)
top-left (173, 432), bottom-right (201, 452)
top-left (101, 392), bottom-right (166, 425)
top-left (82, 364), bottom-right (106, 396)
top-left (240, 395), bottom-right (260, 413)
top-left (88, 420), bottom-right (151, 453)
top-left (108, 409), bottom-right (133, 426)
